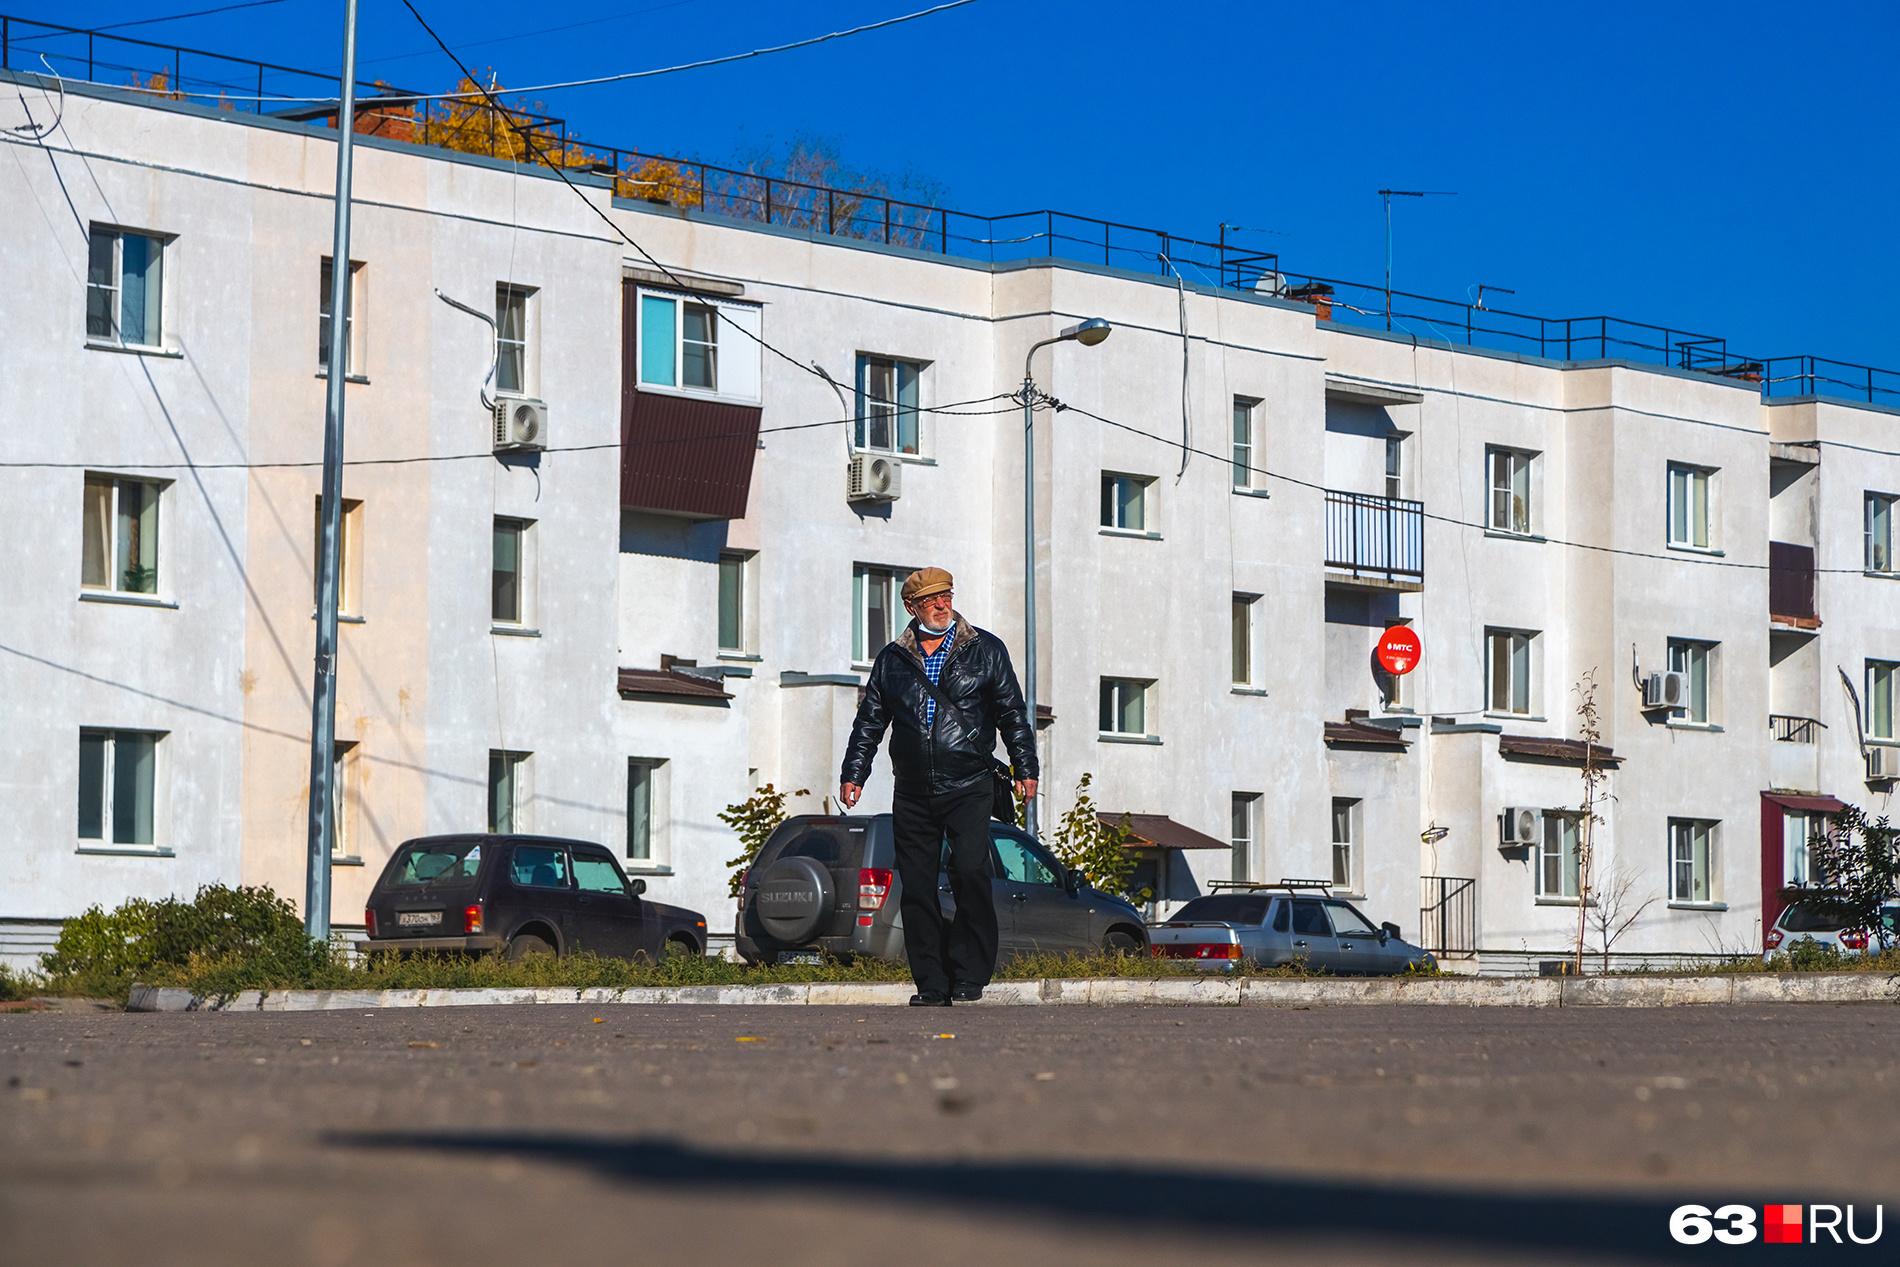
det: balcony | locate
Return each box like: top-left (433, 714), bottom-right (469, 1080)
top-left (1325, 490), bottom-right (1424, 590)
top-left (1769, 541), bottom-right (1819, 630)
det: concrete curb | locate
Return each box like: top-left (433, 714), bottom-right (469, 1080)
top-left (124, 972), bottom-right (1900, 1013)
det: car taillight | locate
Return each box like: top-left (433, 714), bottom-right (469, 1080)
top-left (1840, 929), bottom-right (1869, 950)
top-left (858, 868), bottom-right (892, 912)
top-left (463, 904), bottom-right (484, 934)
top-left (1158, 943), bottom-right (1240, 960)
top-left (1764, 928), bottom-right (1783, 950)
top-left (364, 908), bottom-right (377, 937)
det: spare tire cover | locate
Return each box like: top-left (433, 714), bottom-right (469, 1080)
top-left (754, 856), bottom-right (835, 943)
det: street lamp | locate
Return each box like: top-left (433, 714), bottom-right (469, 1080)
top-left (1020, 317), bottom-right (1111, 838)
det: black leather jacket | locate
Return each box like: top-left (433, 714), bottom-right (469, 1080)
top-left (842, 615), bottom-right (1039, 798)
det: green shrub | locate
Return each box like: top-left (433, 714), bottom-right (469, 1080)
top-left (41, 885), bottom-right (326, 996)
top-left (0, 963), bottom-right (38, 1002)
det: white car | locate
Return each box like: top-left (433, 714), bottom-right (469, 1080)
top-left (1762, 897), bottom-right (1900, 962)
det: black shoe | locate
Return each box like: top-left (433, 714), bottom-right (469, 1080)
top-left (908, 990), bottom-right (952, 1007)
top-left (949, 983), bottom-right (984, 1002)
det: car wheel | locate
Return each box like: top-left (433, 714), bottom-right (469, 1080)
top-left (504, 933), bottom-right (556, 961)
top-left (664, 936), bottom-right (699, 959)
top-left (1103, 929), bottom-right (1141, 956)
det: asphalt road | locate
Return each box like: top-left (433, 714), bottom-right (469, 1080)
top-left (2, 1002), bottom-right (1895, 1265)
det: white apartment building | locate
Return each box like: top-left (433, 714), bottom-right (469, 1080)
top-left (4, 73), bottom-right (1896, 972)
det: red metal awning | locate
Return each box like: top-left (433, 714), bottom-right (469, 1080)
top-left (616, 667), bottom-right (732, 702)
top-left (1098, 813), bottom-right (1228, 850)
top-left (1761, 792), bottom-right (1847, 814)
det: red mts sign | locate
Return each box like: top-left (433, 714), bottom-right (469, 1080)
top-left (1376, 625), bottom-right (1421, 675)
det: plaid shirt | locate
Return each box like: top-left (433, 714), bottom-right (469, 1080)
top-left (919, 622), bottom-right (956, 729)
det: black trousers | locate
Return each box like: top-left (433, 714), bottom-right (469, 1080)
top-left (891, 782), bottom-right (998, 995)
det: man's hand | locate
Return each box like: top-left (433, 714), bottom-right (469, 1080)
top-left (1014, 778), bottom-right (1038, 804)
top-left (839, 782), bottom-right (863, 810)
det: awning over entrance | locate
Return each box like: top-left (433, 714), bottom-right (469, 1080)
top-left (1098, 814), bottom-right (1227, 850)
top-left (1761, 792), bottom-right (1847, 814)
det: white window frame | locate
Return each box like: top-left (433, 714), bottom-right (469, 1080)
top-left (717, 550), bottom-right (755, 656)
top-left (1668, 818), bottom-right (1717, 905)
top-left (77, 728), bottom-right (165, 848)
top-left (487, 750), bottom-right (531, 834)
top-left (854, 353), bottom-right (926, 455)
top-left (1485, 627), bottom-right (1537, 716)
top-left (1230, 792), bottom-right (1261, 882)
top-left (1666, 462), bottom-right (1716, 550)
top-left (1667, 639), bottom-right (1717, 725)
top-left (491, 516), bottom-right (535, 629)
top-left (80, 473), bottom-right (164, 597)
top-left (852, 563), bottom-right (913, 665)
top-left (86, 225), bottom-right (167, 349)
top-left (1487, 445), bottom-right (1535, 535)
top-left (331, 740), bottom-right (358, 859)
top-left (1100, 472), bottom-right (1156, 534)
top-left (1384, 435), bottom-right (1405, 501)
top-left (1866, 659), bottom-right (1898, 742)
top-left (635, 287), bottom-right (762, 405)
top-left (1099, 677), bottom-right (1154, 738)
top-left (1866, 492), bottom-right (1896, 574)
top-left (495, 282), bottom-right (536, 396)
top-left (1231, 593), bottom-right (1260, 688)
top-left (1232, 397), bottom-right (1259, 490)
top-left (626, 757), bottom-right (670, 868)
top-left (318, 257), bottom-right (366, 378)
top-left (314, 496), bottom-right (364, 617)
top-left (1784, 809), bottom-right (1822, 887)
top-left (1536, 812), bottom-right (1581, 900)
top-left (1330, 797), bottom-right (1360, 893)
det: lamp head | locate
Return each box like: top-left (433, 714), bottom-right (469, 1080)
top-left (1061, 317), bottom-right (1112, 347)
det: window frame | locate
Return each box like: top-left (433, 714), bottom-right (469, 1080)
top-left (1485, 627), bottom-right (1537, 716)
top-left (494, 282), bottom-right (536, 397)
top-left (854, 353), bottom-right (926, 456)
top-left (331, 739), bottom-right (358, 859)
top-left (1668, 818), bottom-right (1718, 905)
top-left (1535, 811), bottom-right (1582, 900)
top-left (313, 496), bottom-right (364, 617)
top-left (81, 473), bottom-right (164, 597)
top-left (626, 757), bottom-right (669, 868)
top-left (317, 257), bottom-right (366, 378)
top-left (491, 516), bottom-right (535, 629)
top-left (1784, 809), bottom-right (1824, 887)
top-left (635, 287), bottom-right (762, 405)
top-left (851, 563), bottom-right (913, 665)
top-left (1666, 462), bottom-right (1716, 550)
top-left (1866, 492), bottom-right (1897, 574)
top-left (487, 749), bottom-right (531, 834)
top-left (1486, 445), bottom-right (1535, 536)
top-left (1098, 676), bottom-right (1154, 738)
top-left (1230, 792), bottom-right (1260, 883)
top-left (77, 728), bottom-right (164, 848)
top-left (1100, 471), bottom-right (1156, 534)
top-left (1384, 434), bottom-right (1405, 501)
top-left (1866, 659), bottom-right (1898, 742)
top-left (1232, 396), bottom-right (1259, 490)
top-left (1231, 592), bottom-right (1259, 688)
top-left (717, 550), bottom-right (755, 655)
top-left (1667, 638), bottom-right (1717, 725)
top-left (1329, 797), bottom-right (1360, 894)
top-left (86, 225), bottom-right (167, 349)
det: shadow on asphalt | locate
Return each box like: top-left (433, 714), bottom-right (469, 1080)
top-left (327, 1130), bottom-right (1729, 1262)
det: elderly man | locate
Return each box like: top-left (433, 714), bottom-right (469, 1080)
top-left (840, 567), bottom-right (1038, 1005)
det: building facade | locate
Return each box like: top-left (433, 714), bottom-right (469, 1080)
top-left (4, 77), bottom-right (1894, 971)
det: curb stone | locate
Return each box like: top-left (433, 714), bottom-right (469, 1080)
top-left (121, 972), bottom-right (1900, 1013)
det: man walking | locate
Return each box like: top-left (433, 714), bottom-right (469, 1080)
top-left (840, 568), bottom-right (1038, 1006)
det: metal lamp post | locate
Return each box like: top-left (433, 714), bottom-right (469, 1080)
top-left (1020, 317), bottom-right (1111, 838)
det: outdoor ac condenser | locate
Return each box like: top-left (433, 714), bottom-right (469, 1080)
top-left (847, 452), bottom-right (903, 503)
top-left (1868, 746), bottom-right (1900, 781)
top-left (1643, 670), bottom-right (1689, 710)
top-left (1500, 806), bottom-right (1541, 848)
top-left (494, 395), bottom-right (548, 451)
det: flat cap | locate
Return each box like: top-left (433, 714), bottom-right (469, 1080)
top-left (901, 566), bottom-right (954, 603)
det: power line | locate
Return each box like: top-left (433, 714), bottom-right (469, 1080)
top-left (14, 0), bottom-right (293, 39)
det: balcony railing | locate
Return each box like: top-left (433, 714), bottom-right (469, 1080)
top-left (1325, 490), bottom-right (1424, 586)
top-left (1769, 541), bottom-right (1818, 626)
top-left (1769, 714), bottom-right (1825, 743)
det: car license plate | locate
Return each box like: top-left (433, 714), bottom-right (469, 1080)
top-left (777, 950), bottom-right (822, 965)
top-left (398, 911), bottom-right (441, 927)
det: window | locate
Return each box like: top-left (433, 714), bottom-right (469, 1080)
top-left (1669, 818), bottom-right (1717, 904)
top-left (318, 257), bottom-right (364, 376)
top-left (1291, 899), bottom-right (1330, 936)
top-left (718, 552), bottom-right (752, 654)
top-left (574, 852), bottom-right (631, 896)
top-left (313, 497), bottom-right (364, 616)
top-left (1330, 798), bottom-right (1358, 891)
top-left (992, 831), bottom-right (1061, 887)
top-left (77, 729), bottom-right (160, 846)
top-left (1537, 813), bottom-right (1581, 899)
top-left (1231, 594), bottom-right (1257, 687)
top-left (1099, 677), bottom-right (1152, 737)
top-left (855, 354), bottom-right (923, 454)
top-left (492, 517), bottom-right (533, 626)
top-left (1384, 435), bottom-right (1404, 500)
top-left (86, 226), bottom-right (165, 347)
top-left (1867, 493), bottom-right (1896, 573)
top-left (1785, 810), bottom-right (1824, 887)
top-left (1325, 901), bottom-right (1378, 937)
top-left (1232, 397), bottom-right (1258, 489)
top-left (330, 740), bottom-right (357, 858)
top-left (1486, 628), bottom-right (1536, 716)
top-left (1230, 793), bottom-right (1260, 882)
top-left (1867, 660), bottom-right (1898, 741)
top-left (1667, 639), bottom-right (1716, 724)
top-left (81, 475), bottom-right (162, 595)
top-left (488, 750), bottom-right (530, 833)
top-left (1100, 473), bottom-right (1154, 532)
top-left (509, 843), bottom-right (568, 888)
top-left (1667, 463), bottom-right (1714, 549)
top-left (626, 758), bottom-right (667, 864)
top-left (636, 288), bottom-right (762, 403)
top-left (852, 564), bottom-right (912, 663)
top-left (495, 283), bottom-right (534, 395)
top-left (1487, 446), bottom-right (1534, 535)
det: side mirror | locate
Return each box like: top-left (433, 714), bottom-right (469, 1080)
top-left (631, 878), bottom-right (647, 897)
top-left (1380, 921), bottom-right (1400, 943)
top-left (1064, 869), bottom-right (1083, 896)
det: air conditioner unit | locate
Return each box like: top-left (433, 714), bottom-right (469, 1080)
top-left (1643, 670), bottom-right (1688, 710)
top-left (1500, 806), bottom-right (1541, 848)
top-left (493, 395), bottom-right (548, 451)
top-left (1869, 746), bottom-right (1900, 781)
top-left (846, 452), bottom-right (902, 503)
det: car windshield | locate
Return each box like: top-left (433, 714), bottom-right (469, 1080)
top-left (389, 840), bottom-right (482, 887)
top-left (1781, 902), bottom-right (1848, 933)
top-left (1325, 901), bottom-right (1378, 936)
top-left (1168, 895), bottom-right (1271, 925)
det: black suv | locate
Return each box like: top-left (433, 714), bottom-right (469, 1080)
top-left (736, 813), bottom-right (1147, 965)
top-left (362, 834), bottom-right (707, 960)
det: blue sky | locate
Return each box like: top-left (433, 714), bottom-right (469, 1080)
top-left (25, 0), bottom-right (1900, 369)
